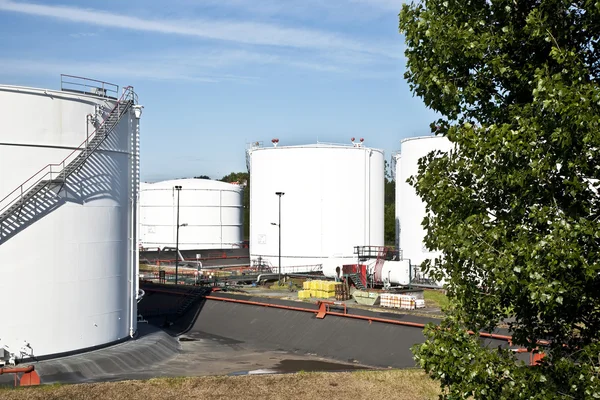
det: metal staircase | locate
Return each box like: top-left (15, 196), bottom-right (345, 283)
top-left (348, 273), bottom-right (367, 290)
top-left (0, 86), bottom-right (137, 243)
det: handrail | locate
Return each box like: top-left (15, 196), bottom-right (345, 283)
top-left (0, 86), bottom-right (136, 216)
top-left (60, 74), bottom-right (119, 98)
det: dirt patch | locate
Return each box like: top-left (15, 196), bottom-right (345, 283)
top-left (1, 370), bottom-right (440, 400)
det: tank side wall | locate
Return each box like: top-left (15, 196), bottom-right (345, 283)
top-left (0, 89), bottom-right (135, 357)
top-left (249, 146), bottom-right (385, 272)
top-left (140, 184), bottom-right (243, 250)
top-left (369, 149), bottom-right (385, 247)
top-left (398, 137), bottom-right (452, 267)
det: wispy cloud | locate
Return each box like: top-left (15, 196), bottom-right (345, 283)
top-left (69, 32), bottom-right (98, 38)
top-left (0, 57), bottom-right (258, 84)
top-left (348, 0), bottom-right (403, 12)
top-left (170, 0), bottom-right (402, 21)
top-left (0, 0), bottom-right (399, 58)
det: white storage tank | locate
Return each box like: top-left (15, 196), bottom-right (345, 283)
top-left (0, 77), bottom-right (141, 360)
top-left (139, 179), bottom-right (244, 250)
top-left (396, 135), bottom-right (453, 280)
top-left (248, 139), bottom-right (384, 273)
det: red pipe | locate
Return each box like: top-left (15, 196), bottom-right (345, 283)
top-left (144, 288), bottom-right (198, 296)
top-left (204, 295), bottom-right (514, 341)
top-left (205, 295), bottom-right (318, 314)
top-left (203, 295), bottom-right (552, 366)
top-left (0, 365), bottom-right (34, 375)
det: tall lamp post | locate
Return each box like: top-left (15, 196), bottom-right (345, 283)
top-left (271, 192), bottom-right (285, 285)
top-left (175, 185), bottom-right (182, 285)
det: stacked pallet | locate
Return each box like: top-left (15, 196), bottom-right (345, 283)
top-left (380, 293), bottom-right (426, 310)
top-left (298, 280), bottom-right (341, 299)
top-left (335, 281), bottom-right (351, 301)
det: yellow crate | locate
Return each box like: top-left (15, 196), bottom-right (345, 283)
top-left (309, 281), bottom-right (317, 290)
top-left (298, 290), bottom-right (311, 299)
top-left (323, 282), bottom-right (335, 291)
top-left (303, 281), bottom-right (311, 290)
top-left (324, 291), bottom-right (335, 298)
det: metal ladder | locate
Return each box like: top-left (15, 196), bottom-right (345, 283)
top-left (0, 87), bottom-right (137, 243)
top-left (348, 273), bottom-right (367, 290)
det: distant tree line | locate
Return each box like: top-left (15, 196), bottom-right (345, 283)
top-left (384, 160), bottom-right (395, 246)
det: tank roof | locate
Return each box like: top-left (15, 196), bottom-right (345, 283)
top-left (0, 84), bottom-right (115, 101)
top-left (142, 178), bottom-right (243, 191)
top-left (400, 135), bottom-right (447, 144)
top-left (250, 142), bottom-right (384, 155)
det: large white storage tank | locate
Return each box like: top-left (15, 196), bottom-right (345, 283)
top-left (140, 179), bottom-right (243, 250)
top-left (396, 135), bottom-right (453, 281)
top-left (248, 140), bottom-right (384, 272)
top-left (0, 77), bottom-right (141, 360)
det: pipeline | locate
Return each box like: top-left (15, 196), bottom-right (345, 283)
top-left (203, 295), bottom-right (552, 366)
top-left (204, 295), bottom-right (513, 341)
top-left (0, 365), bottom-right (40, 386)
top-left (0, 365), bottom-right (34, 375)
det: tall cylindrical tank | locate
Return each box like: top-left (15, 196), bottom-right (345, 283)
top-left (0, 81), bottom-right (140, 360)
top-left (396, 136), bottom-right (453, 271)
top-left (139, 179), bottom-right (244, 250)
top-left (248, 141), bottom-right (384, 272)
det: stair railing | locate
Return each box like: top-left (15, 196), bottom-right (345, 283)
top-left (0, 87), bottom-right (136, 218)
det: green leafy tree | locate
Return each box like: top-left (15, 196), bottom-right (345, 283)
top-left (384, 160), bottom-right (396, 245)
top-left (220, 172), bottom-right (249, 185)
top-left (400, 0), bottom-right (600, 397)
top-left (194, 175), bottom-right (211, 180)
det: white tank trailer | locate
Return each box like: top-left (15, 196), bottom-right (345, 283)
top-left (139, 179), bottom-right (244, 250)
top-left (0, 76), bottom-right (142, 362)
top-left (248, 139), bottom-right (395, 275)
top-left (396, 135), bottom-right (453, 286)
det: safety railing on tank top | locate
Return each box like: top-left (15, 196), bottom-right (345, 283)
top-left (0, 86), bottom-right (137, 218)
top-left (60, 74), bottom-right (119, 99)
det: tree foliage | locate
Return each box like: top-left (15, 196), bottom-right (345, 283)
top-left (400, 0), bottom-right (600, 397)
top-left (385, 160), bottom-right (396, 245)
top-left (220, 172), bottom-right (249, 185)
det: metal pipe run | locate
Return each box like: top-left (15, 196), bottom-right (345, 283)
top-left (0, 365), bottom-right (34, 375)
top-left (285, 274), bottom-right (329, 279)
top-left (204, 295), bottom-right (513, 341)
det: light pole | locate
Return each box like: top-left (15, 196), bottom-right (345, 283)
top-left (272, 192), bottom-right (285, 285)
top-left (175, 185), bottom-right (182, 285)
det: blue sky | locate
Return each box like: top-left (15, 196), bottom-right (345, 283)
top-left (0, 0), bottom-right (438, 181)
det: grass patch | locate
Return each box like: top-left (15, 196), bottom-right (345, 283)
top-left (0, 369), bottom-right (440, 400)
top-left (423, 289), bottom-right (449, 309)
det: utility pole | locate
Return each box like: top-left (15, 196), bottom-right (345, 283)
top-left (275, 192), bottom-right (285, 285)
top-left (175, 185), bottom-right (182, 285)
